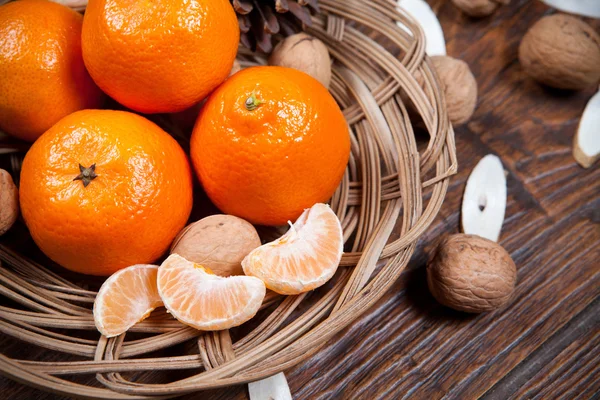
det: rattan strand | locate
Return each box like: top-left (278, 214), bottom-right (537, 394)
top-left (0, 0), bottom-right (457, 398)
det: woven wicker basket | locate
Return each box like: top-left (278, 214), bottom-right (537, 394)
top-left (0, 0), bottom-right (457, 397)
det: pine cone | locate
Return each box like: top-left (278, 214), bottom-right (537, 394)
top-left (232, 0), bottom-right (320, 53)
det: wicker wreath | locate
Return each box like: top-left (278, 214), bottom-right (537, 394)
top-left (0, 0), bottom-right (457, 397)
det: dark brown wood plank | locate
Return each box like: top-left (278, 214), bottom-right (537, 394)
top-left (2, 0), bottom-right (599, 399)
top-left (483, 297), bottom-right (599, 400)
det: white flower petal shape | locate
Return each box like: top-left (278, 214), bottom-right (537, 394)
top-left (540, 0), bottom-right (600, 19)
top-left (397, 0), bottom-right (446, 56)
top-left (461, 155), bottom-right (507, 242)
top-left (574, 89), bottom-right (600, 168)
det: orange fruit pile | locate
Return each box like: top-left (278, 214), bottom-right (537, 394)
top-left (81, 0), bottom-right (239, 113)
top-left (0, 0), bottom-right (104, 142)
top-left (191, 66), bottom-right (350, 226)
top-left (1, 0), bottom-right (350, 335)
top-left (19, 110), bottom-right (193, 276)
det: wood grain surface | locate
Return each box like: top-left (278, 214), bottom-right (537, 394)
top-left (1, 0), bottom-right (599, 399)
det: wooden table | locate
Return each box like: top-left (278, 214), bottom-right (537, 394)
top-left (1, 0), bottom-right (599, 398)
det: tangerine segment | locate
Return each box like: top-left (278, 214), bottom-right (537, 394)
top-left (93, 265), bottom-right (162, 338)
top-left (157, 254), bottom-right (266, 331)
top-left (242, 203), bottom-right (344, 295)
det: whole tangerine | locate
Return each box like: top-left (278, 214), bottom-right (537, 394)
top-left (0, 0), bottom-right (104, 142)
top-left (19, 110), bottom-right (193, 276)
top-left (81, 0), bottom-right (239, 114)
top-left (190, 66), bottom-right (350, 226)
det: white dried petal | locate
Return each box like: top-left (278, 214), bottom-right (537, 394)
top-left (397, 0), bottom-right (446, 56)
top-left (574, 89), bottom-right (600, 168)
top-left (248, 373), bottom-right (292, 400)
top-left (461, 154), bottom-right (507, 242)
top-left (540, 0), bottom-right (600, 19)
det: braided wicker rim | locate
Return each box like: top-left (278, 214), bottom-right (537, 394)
top-left (0, 0), bottom-right (457, 398)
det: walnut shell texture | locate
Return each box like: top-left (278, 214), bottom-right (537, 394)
top-left (0, 169), bottom-right (19, 236)
top-left (431, 55), bottom-right (478, 125)
top-left (170, 214), bottom-right (261, 277)
top-left (518, 14), bottom-right (600, 90)
top-left (427, 234), bottom-right (517, 313)
top-left (268, 32), bottom-right (332, 88)
top-left (451, 0), bottom-right (509, 17)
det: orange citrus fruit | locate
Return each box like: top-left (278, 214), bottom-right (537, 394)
top-left (190, 66), bottom-right (350, 226)
top-left (0, 0), bottom-right (104, 142)
top-left (158, 254), bottom-right (266, 331)
top-left (242, 203), bottom-right (343, 295)
top-left (94, 264), bottom-right (162, 337)
top-left (19, 110), bottom-right (193, 276)
top-left (81, 0), bottom-right (239, 113)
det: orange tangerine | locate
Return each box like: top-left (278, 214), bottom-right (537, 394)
top-left (19, 110), bottom-right (193, 276)
top-left (81, 0), bottom-right (239, 113)
top-left (190, 66), bottom-right (350, 226)
top-left (0, 0), bottom-right (104, 142)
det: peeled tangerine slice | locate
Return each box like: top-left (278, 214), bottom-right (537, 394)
top-left (242, 203), bottom-right (344, 295)
top-left (157, 254), bottom-right (266, 331)
top-left (93, 264), bottom-right (163, 338)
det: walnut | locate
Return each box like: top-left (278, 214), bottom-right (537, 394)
top-left (401, 56), bottom-right (477, 126)
top-left (519, 14), bottom-right (600, 90)
top-left (0, 169), bottom-right (19, 235)
top-left (430, 55), bottom-right (478, 125)
top-left (451, 0), bottom-right (509, 17)
top-left (268, 33), bottom-right (332, 88)
top-left (170, 214), bottom-right (261, 277)
top-left (427, 234), bottom-right (517, 313)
